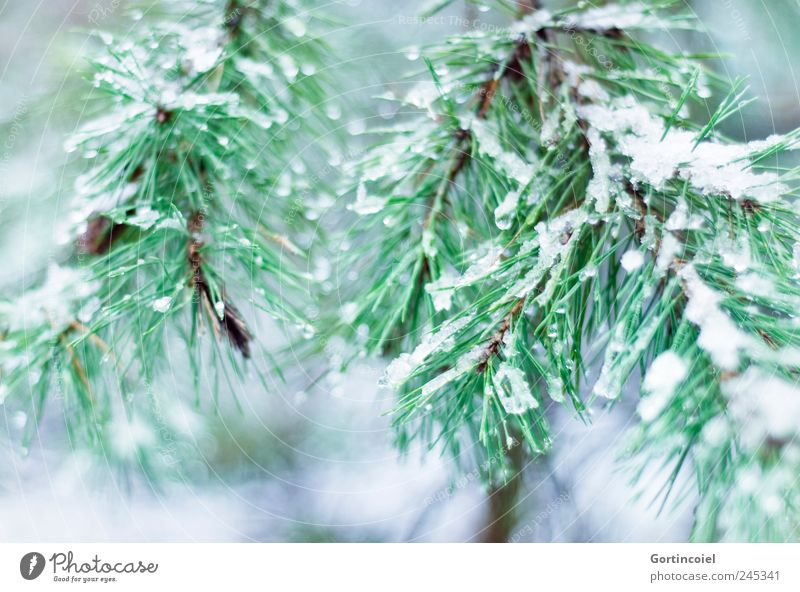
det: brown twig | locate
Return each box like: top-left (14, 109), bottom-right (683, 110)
top-left (188, 212), bottom-right (253, 358)
top-left (78, 216), bottom-right (130, 255)
top-left (476, 298), bottom-right (527, 374)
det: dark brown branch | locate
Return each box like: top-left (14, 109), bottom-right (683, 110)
top-left (476, 298), bottom-right (527, 374)
top-left (188, 212), bottom-right (253, 358)
top-left (77, 166), bottom-right (147, 256)
top-left (224, 0), bottom-right (246, 39)
top-left (78, 216), bottom-right (130, 255)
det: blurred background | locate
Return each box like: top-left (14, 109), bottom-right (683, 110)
top-left (0, 0), bottom-right (798, 542)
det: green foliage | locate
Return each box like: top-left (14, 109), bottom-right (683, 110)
top-left (0, 0), bottom-right (330, 469)
top-left (342, 0), bottom-right (800, 541)
top-left (2, 0), bottom-right (800, 542)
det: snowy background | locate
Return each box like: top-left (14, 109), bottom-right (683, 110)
top-left (1, 0), bottom-right (798, 542)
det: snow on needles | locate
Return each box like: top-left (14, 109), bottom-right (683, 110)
top-left (492, 363), bottom-right (539, 414)
top-left (426, 244), bottom-right (504, 312)
top-left (578, 96), bottom-right (789, 203)
top-left (724, 367), bottom-right (800, 450)
top-left (565, 3), bottom-right (681, 31)
top-left (0, 265), bottom-right (97, 333)
top-left (621, 250), bottom-right (645, 272)
top-left (637, 351), bottom-right (688, 421)
top-left (471, 119), bottom-right (535, 188)
top-left (679, 264), bottom-right (756, 370)
top-left (512, 3), bottom-right (690, 35)
top-left (505, 207), bottom-right (588, 305)
top-left (382, 315), bottom-right (473, 389)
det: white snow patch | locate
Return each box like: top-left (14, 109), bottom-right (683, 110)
top-left (493, 363), bottom-right (539, 415)
top-left (419, 345), bottom-right (485, 398)
top-left (178, 26), bottom-right (223, 74)
top-left (511, 9), bottom-right (553, 34)
top-left (505, 208), bottom-right (589, 303)
top-left (680, 264), bottom-right (754, 370)
top-left (152, 296), bottom-right (173, 313)
top-left (0, 265), bottom-right (97, 332)
top-left (566, 3), bottom-right (680, 31)
top-left (637, 351), bottom-right (688, 421)
top-left (578, 79), bottom-right (610, 102)
top-left (578, 97), bottom-right (789, 203)
top-left (655, 233), bottom-right (683, 274)
top-left (471, 119), bottom-right (535, 186)
top-left (735, 272), bottom-right (774, 297)
top-left (621, 250), bottom-right (645, 272)
top-left (586, 127), bottom-right (613, 213)
top-left (665, 199), bottom-right (704, 231)
top-left (340, 302), bottom-right (358, 324)
top-left (724, 367), bottom-right (800, 449)
top-left (350, 183), bottom-right (386, 215)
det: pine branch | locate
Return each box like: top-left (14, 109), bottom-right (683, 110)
top-left (476, 297), bottom-right (526, 374)
top-left (0, 0), bottom-right (332, 467)
top-left (344, 0), bottom-right (800, 541)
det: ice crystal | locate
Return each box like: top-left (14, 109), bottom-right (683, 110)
top-left (546, 375), bottom-right (565, 403)
top-left (152, 296), bottom-right (173, 313)
top-left (426, 244), bottom-right (504, 311)
top-left (493, 363), bottom-right (539, 414)
top-left (494, 190), bottom-right (520, 230)
top-left (419, 345), bottom-right (485, 398)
